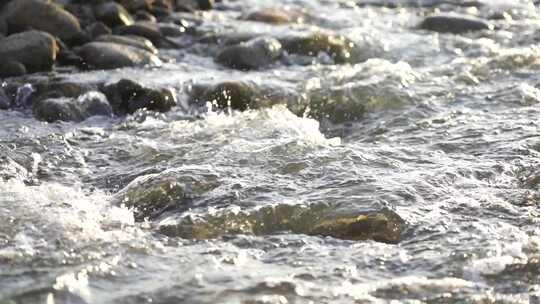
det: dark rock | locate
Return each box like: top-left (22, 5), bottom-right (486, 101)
top-left (159, 23), bottom-right (185, 37)
top-left (197, 81), bottom-right (261, 111)
top-left (244, 8), bottom-right (294, 24)
top-left (216, 37), bottom-right (282, 70)
top-left (149, 0), bottom-right (174, 17)
top-left (102, 79), bottom-right (177, 115)
top-left (0, 88), bottom-right (10, 109)
top-left (95, 34), bottom-right (158, 54)
top-left (94, 2), bottom-right (134, 28)
top-left (420, 14), bottom-right (492, 34)
top-left (0, 18), bottom-right (6, 36)
top-left (176, 0), bottom-right (214, 11)
top-left (56, 38), bottom-right (85, 67)
top-left (88, 22), bottom-right (112, 39)
top-left (0, 61), bottom-right (26, 78)
top-left (0, 31), bottom-right (59, 72)
top-left (76, 42), bottom-right (160, 69)
top-left (32, 91), bottom-right (112, 122)
top-left (33, 97), bottom-right (84, 122)
top-left (113, 22), bottom-right (163, 47)
top-left (32, 81), bottom-right (92, 102)
top-left (135, 11), bottom-right (157, 22)
top-left (280, 33), bottom-right (359, 64)
top-left (196, 0), bottom-right (214, 10)
top-left (1, 0), bottom-right (82, 40)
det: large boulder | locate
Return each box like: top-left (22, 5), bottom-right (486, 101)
top-left (0, 31), bottom-right (58, 72)
top-left (216, 37), bottom-right (282, 70)
top-left (420, 14), bottom-right (493, 34)
top-left (94, 2), bottom-right (134, 28)
top-left (1, 0), bottom-right (81, 40)
top-left (76, 42), bottom-right (161, 70)
top-left (101, 79), bottom-right (177, 115)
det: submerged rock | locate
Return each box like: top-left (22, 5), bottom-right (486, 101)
top-left (32, 91), bottom-right (112, 123)
top-left (113, 168), bottom-right (220, 220)
top-left (1, 0), bottom-right (81, 40)
top-left (216, 37), bottom-right (282, 70)
top-left (158, 203), bottom-right (406, 244)
top-left (76, 42), bottom-right (160, 70)
top-left (420, 14), bottom-right (492, 34)
top-left (102, 79), bottom-right (177, 115)
top-left (95, 34), bottom-right (158, 54)
top-left (280, 33), bottom-right (359, 64)
top-left (176, 0), bottom-right (214, 11)
top-left (0, 31), bottom-right (58, 72)
top-left (94, 1), bottom-right (134, 28)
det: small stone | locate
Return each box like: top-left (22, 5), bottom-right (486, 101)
top-left (420, 14), bottom-right (493, 34)
top-left (78, 91), bottom-right (113, 118)
top-left (113, 22), bottom-right (163, 47)
top-left (0, 61), bottom-right (26, 78)
top-left (216, 37), bottom-right (282, 70)
top-left (94, 2), bottom-right (134, 28)
top-left (76, 42), bottom-right (161, 70)
top-left (0, 31), bottom-right (59, 72)
top-left (102, 79), bottom-right (177, 115)
top-left (1, 0), bottom-right (81, 40)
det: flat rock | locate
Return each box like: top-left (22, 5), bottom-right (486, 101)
top-left (76, 42), bottom-right (161, 70)
top-left (95, 34), bottom-right (158, 54)
top-left (1, 0), bottom-right (81, 40)
top-left (0, 31), bottom-right (58, 72)
top-left (420, 14), bottom-right (492, 34)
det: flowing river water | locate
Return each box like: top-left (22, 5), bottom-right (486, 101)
top-left (1, 0), bottom-right (540, 303)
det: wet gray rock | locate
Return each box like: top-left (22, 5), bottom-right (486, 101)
top-left (102, 79), bottom-right (177, 115)
top-left (94, 2), bottom-right (134, 28)
top-left (420, 14), bottom-right (492, 34)
top-left (95, 34), bottom-right (158, 54)
top-left (0, 31), bottom-right (59, 72)
top-left (0, 61), bottom-right (26, 78)
top-left (280, 33), bottom-right (360, 64)
top-left (135, 11), bottom-right (157, 22)
top-left (1, 0), bottom-right (81, 40)
top-left (76, 42), bottom-right (160, 70)
top-left (216, 37), bottom-right (282, 70)
top-left (113, 22), bottom-right (163, 47)
top-left (32, 91), bottom-right (112, 123)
